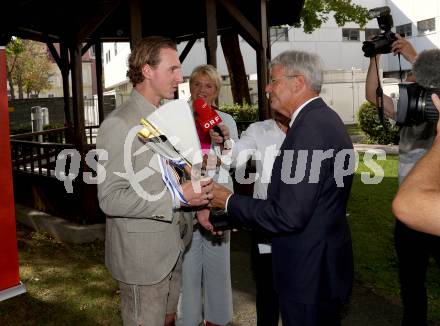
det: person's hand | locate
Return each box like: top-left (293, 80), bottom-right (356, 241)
top-left (209, 182), bottom-right (232, 209)
top-left (181, 177), bottom-right (213, 207)
top-left (432, 93), bottom-right (440, 135)
top-left (391, 34), bottom-right (417, 64)
top-left (209, 123), bottom-right (230, 145)
top-left (196, 208), bottom-right (214, 231)
top-left (196, 208), bottom-right (224, 236)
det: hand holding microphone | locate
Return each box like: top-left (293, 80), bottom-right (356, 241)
top-left (209, 125), bottom-right (230, 147)
top-left (193, 98), bottom-right (232, 149)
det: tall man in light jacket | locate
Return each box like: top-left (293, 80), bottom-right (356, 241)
top-left (97, 36), bottom-right (213, 326)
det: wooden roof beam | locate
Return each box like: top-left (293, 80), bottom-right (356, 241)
top-left (179, 38), bottom-right (196, 63)
top-left (218, 0), bottom-right (261, 49)
top-left (16, 27), bottom-right (59, 43)
top-left (46, 42), bottom-right (62, 71)
top-left (76, 0), bottom-right (123, 44)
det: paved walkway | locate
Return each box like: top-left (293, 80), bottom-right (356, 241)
top-left (229, 231), bottom-right (405, 326)
top-left (354, 143), bottom-right (399, 155)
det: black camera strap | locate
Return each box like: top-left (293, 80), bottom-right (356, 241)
top-left (397, 53), bottom-right (404, 82)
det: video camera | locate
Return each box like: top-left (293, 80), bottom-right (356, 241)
top-left (396, 49), bottom-right (440, 126)
top-left (362, 6), bottom-right (398, 57)
top-left (396, 83), bottom-right (440, 126)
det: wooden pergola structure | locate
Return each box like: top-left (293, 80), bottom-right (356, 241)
top-left (1, 0), bottom-right (304, 223)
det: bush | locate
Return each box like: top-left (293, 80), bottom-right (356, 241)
top-left (218, 103), bottom-right (258, 122)
top-left (357, 101), bottom-right (399, 145)
top-left (10, 123), bottom-right (32, 135)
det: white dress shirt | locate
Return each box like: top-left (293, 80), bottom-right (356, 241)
top-left (225, 119), bottom-right (286, 211)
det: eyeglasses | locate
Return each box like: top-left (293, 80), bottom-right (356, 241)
top-left (268, 75), bottom-right (302, 85)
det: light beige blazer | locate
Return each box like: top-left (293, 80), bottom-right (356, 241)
top-left (97, 89), bottom-right (192, 285)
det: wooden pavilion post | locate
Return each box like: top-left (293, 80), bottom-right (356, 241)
top-left (60, 42), bottom-right (73, 141)
top-left (95, 40), bottom-right (105, 124)
top-left (47, 40), bottom-right (73, 142)
top-left (256, 0), bottom-right (270, 120)
top-left (130, 0), bottom-right (142, 49)
top-left (218, 0), bottom-right (270, 119)
top-left (69, 40), bottom-right (86, 151)
top-left (205, 0), bottom-right (217, 67)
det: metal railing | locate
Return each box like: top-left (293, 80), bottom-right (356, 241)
top-left (11, 140), bottom-right (74, 177)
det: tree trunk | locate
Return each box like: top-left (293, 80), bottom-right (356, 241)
top-left (220, 31), bottom-right (250, 105)
top-left (7, 70), bottom-right (15, 100)
top-left (17, 78), bottom-right (23, 99)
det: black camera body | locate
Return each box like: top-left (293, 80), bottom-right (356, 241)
top-left (362, 6), bottom-right (398, 57)
top-left (396, 82), bottom-right (440, 126)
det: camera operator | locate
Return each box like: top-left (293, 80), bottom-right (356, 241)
top-left (366, 38), bottom-right (440, 326)
top-left (393, 93), bottom-right (440, 237)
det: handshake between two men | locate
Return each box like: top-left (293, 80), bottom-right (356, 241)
top-left (179, 123), bottom-right (234, 234)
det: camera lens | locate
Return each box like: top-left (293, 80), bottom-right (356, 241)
top-left (420, 89), bottom-right (440, 123)
top-left (362, 41), bottom-right (376, 57)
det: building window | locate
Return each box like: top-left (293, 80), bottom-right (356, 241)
top-left (396, 23), bottom-right (412, 37)
top-left (417, 18), bottom-right (435, 34)
top-left (365, 28), bottom-right (380, 40)
top-left (114, 42), bottom-right (118, 56)
top-left (342, 28), bottom-right (360, 41)
top-left (270, 27), bottom-right (289, 42)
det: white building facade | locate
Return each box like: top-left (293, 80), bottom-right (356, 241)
top-left (102, 0), bottom-right (440, 123)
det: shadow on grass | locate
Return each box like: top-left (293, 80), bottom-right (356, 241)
top-left (0, 293), bottom-right (101, 326)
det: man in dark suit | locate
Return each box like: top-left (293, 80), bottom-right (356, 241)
top-left (210, 50), bottom-right (355, 326)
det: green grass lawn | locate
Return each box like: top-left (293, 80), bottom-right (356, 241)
top-left (0, 230), bottom-right (121, 325)
top-left (0, 153), bottom-right (439, 324)
top-left (346, 123), bottom-right (364, 136)
top-left (348, 153), bottom-right (440, 322)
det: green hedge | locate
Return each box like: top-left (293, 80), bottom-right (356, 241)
top-left (357, 101), bottom-right (399, 145)
top-left (218, 103), bottom-right (258, 122)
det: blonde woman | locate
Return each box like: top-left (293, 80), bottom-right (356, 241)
top-left (177, 65), bottom-right (238, 326)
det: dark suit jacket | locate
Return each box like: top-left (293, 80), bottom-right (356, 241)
top-left (228, 98), bottom-right (354, 304)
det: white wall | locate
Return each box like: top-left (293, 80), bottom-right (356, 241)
top-left (103, 42), bottom-right (131, 89)
top-left (103, 0), bottom-right (440, 86)
top-left (101, 0), bottom-right (440, 123)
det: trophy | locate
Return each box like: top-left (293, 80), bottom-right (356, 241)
top-left (137, 99), bottom-right (233, 231)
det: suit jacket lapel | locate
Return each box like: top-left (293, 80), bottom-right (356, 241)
top-left (287, 97), bottom-right (325, 136)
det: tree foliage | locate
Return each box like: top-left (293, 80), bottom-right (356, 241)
top-left (5, 38), bottom-right (24, 99)
top-left (223, 0), bottom-right (369, 106)
top-left (295, 0), bottom-right (369, 33)
top-left (6, 38), bottom-right (53, 99)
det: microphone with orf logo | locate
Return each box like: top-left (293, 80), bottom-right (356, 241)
top-left (193, 98), bottom-right (225, 140)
